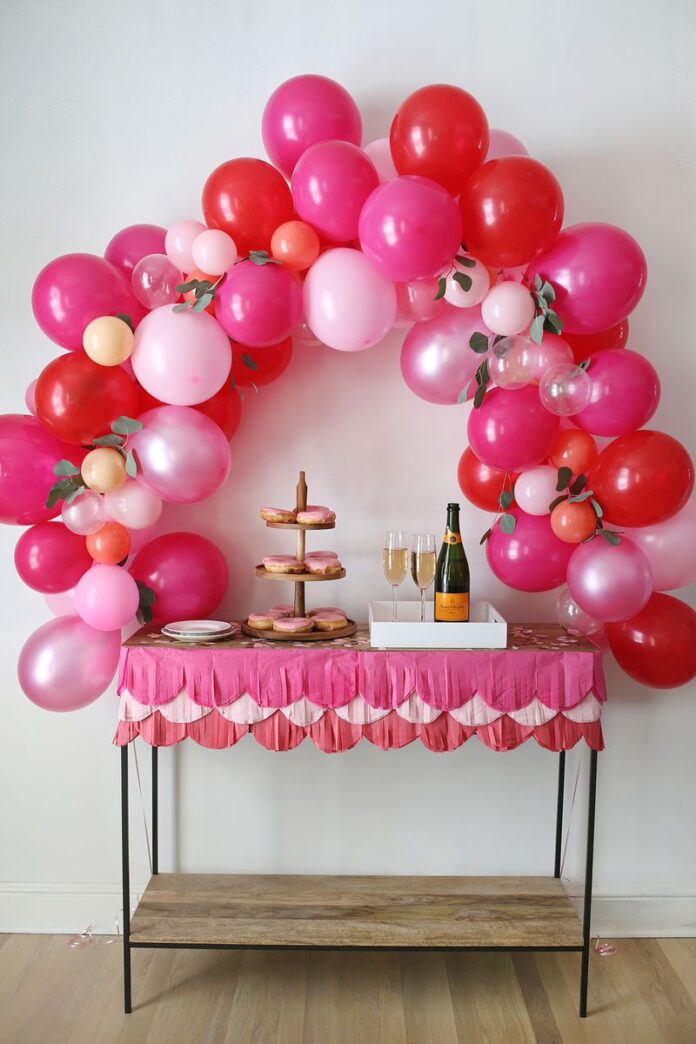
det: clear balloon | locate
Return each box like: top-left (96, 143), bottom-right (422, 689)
top-left (539, 363), bottom-right (592, 415)
top-left (291, 140), bottom-right (378, 243)
top-left (513, 466), bottom-right (558, 515)
top-left (622, 500), bottom-right (696, 591)
top-left (529, 334), bottom-right (574, 382)
top-left (556, 587), bottom-right (607, 648)
top-left (487, 335), bottom-right (537, 390)
top-left (131, 406), bottom-right (231, 503)
top-left (481, 282), bottom-right (535, 336)
top-left (129, 532), bottom-right (229, 625)
top-left (105, 224), bottom-right (167, 277)
top-left (164, 220), bottom-right (206, 273)
top-left (572, 349), bottom-right (660, 436)
top-left (444, 256), bottom-right (490, 308)
top-left (485, 129), bottom-right (528, 161)
top-left (400, 306), bottom-right (491, 404)
top-left (214, 261), bottom-right (303, 348)
top-left (18, 616), bottom-right (121, 711)
top-left (104, 479), bottom-right (162, 529)
top-left (567, 536), bottom-right (653, 622)
top-left (363, 138), bottom-right (397, 182)
top-left (303, 248), bottom-right (396, 352)
top-left (75, 564), bottom-right (140, 631)
top-left (395, 279), bottom-right (446, 324)
top-left (131, 254), bottom-right (183, 309)
top-left (14, 522), bottom-right (91, 593)
top-left (468, 386), bottom-right (560, 472)
top-left (0, 415), bottom-right (85, 525)
top-left (191, 229), bottom-right (238, 274)
top-left (61, 489), bottom-right (105, 534)
top-left (131, 305), bottom-right (231, 405)
top-left (486, 508), bottom-right (573, 592)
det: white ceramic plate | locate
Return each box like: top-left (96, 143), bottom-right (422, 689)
top-left (161, 620), bottom-right (237, 641)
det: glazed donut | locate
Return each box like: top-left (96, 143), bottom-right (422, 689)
top-left (247, 611), bottom-right (284, 630)
top-left (269, 603), bottom-right (294, 617)
top-left (311, 611), bottom-right (347, 632)
top-left (296, 506), bottom-right (335, 524)
top-left (272, 616), bottom-right (315, 634)
top-left (260, 507), bottom-right (297, 524)
top-left (262, 556), bottom-right (305, 574)
top-left (305, 556), bottom-right (342, 576)
top-left (307, 606), bottom-right (344, 617)
top-left (304, 551), bottom-right (338, 560)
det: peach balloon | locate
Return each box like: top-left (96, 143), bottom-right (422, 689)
top-left (86, 521), bottom-right (131, 564)
top-left (83, 315), bottom-right (134, 366)
top-left (271, 221), bottom-right (320, 271)
top-left (81, 447), bottom-right (127, 493)
top-left (550, 500), bottom-right (597, 543)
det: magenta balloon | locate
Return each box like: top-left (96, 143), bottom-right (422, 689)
top-left (527, 223), bottom-right (647, 335)
top-left (14, 522), bottom-right (91, 593)
top-left (624, 500), bottom-right (696, 591)
top-left (129, 531), bottom-right (229, 625)
top-left (572, 348), bottom-right (660, 436)
top-left (215, 260), bottom-right (303, 348)
top-left (31, 253), bottom-right (145, 350)
top-left (104, 223), bottom-right (167, 277)
top-left (359, 175), bottom-right (462, 282)
top-left (130, 406), bottom-right (231, 503)
top-left (567, 536), bottom-right (653, 622)
top-left (262, 74), bottom-right (362, 177)
top-left (18, 616), bottom-right (121, 712)
top-left (291, 140), bottom-right (378, 243)
top-left (75, 564), bottom-right (140, 631)
top-left (0, 415), bottom-right (84, 525)
top-left (486, 508), bottom-right (574, 592)
top-left (467, 386), bottom-right (560, 472)
top-left (400, 305), bottom-right (490, 404)
top-left (485, 129), bottom-right (529, 160)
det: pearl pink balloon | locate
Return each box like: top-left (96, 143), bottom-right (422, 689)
top-left (481, 282), bottom-right (535, 336)
top-left (468, 386), bottom-right (560, 472)
top-left (556, 587), bottom-right (608, 648)
top-left (572, 349), bottom-right (660, 436)
top-left (165, 219), bottom-right (206, 273)
top-left (567, 536), bottom-right (653, 622)
top-left (359, 175), bottom-right (462, 283)
top-left (363, 138), bottom-right (397, 182)
top-left (60, 490), bottom-right (105, 534)
top-left (396, 279), bottom-right (446, 324)
top-left (104, 479), bottom-right (163, 529)
top-left (0, 415), bottom-right (84, 526)
top-left (129, 531), bottom-right (229, 625)
top-left (514, 466), bottom-right (558, 515)
top-left (130, 406), bottom-right (231, 503)
top-left (192, 229), bottom-right (237, 274)
top-left (131, 306), bottom-right (231, 404)
top-left (485, 129), bottom-right (529, 161)
top-left (444, 256), bottom-right (490, 308)
top-left (486, 508), bottom-right (574, 592)
top-left (131, 254), bottom-right (182, 309)
top-left (400, 305), bottom-right (491, 404)
top-left (75, 563), bottom-right (140, 631)
top-left (18, 616), bottom-right (121, 711)
top-left (623, 500), bottom-right (696, 591)
top-left (291, 140), bottom-right (379, 243)
top-left (527, 223), bottom-right (647, 335)
top-left (14, 522), bottom-right (92, 593)
top-left (303, 248), bottom-right (396, 352)
top-left (214, 260), bottom-right (303, 348)
top-left (539, 363), bottom-right (592, 415)
top-left (44, 587), bottom-right (79, 617)
top-left (105, 224), bottom-right (167, 277)
top-left (25, 380), bottom-right (37, 415)
top-left (262, 74), bottom-right (362, 177)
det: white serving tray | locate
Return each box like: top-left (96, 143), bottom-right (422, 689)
top-left (368, 600), bottom-right (507, 650)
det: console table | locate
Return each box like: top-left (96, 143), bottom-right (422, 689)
top-left (115, 623), bottom-right (603, 1017)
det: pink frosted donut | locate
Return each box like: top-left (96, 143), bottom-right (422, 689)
top-left (304, 551), bottom-right (339, 560)
top-left (248, 611), bottom-right (284, 630)
top-left (260, 507), bottom-right (296, 523)
top-left (269, 604), bottom-right (294, 617)
top-left (307, 606), bottom-right (344, 617)
top-left (305, 556), bottom-right (342, 576)
top-left (311, 611), bottom-right (347, 632)
top-left (272, 616), bottom-right (315, 634)
top-left (297, 506), bottom-right (335, 524)
top-left (262, 556), bottom-right (305, 574)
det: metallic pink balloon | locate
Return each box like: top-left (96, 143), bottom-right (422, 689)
top-left (486, 129), bottom-right (529, 161)
top-left (572, 349), bottom-right (660, 436)
top-left (292, 140), bottom-right (378, 243)
top-left (567, 536), bottom-right (653, 622)
top-left (18, 616), bottom-right (121, 711)
top-left (131, 254), bottom-right (183, 309)
top-left (468, 386), bottom-right (560, 472)
top-left (486, 508), bottom-right (574, 592)
top-left (215, 260), bottom-right (303, 348)
top-left (130, 406), bottom-right (231, 503)
top-left (129, 532), bottom-right (228, 625)
top-left (14, 522), bottom-right (91, 593)
top-left (623, 500), bottom-right (696, 591)
top-left (400, 305), bottom-right (490, 404)
top-left (104, 224), bottom-right (167, 277)
top-left (0, 415), bottom-right (85, 525)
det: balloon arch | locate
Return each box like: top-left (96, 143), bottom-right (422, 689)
top-left (5, 75), bottom-right (696, 712)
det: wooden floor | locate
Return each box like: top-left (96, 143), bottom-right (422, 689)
top-left (1, 934), bottom-right (696, 1043)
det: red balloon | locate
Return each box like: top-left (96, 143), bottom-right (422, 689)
top-left (565, 320), bottom-right (629, 365)
top-left (458, 157), bottom-right (564, 268)
top-left (588, 430), bottom-right (694, 527)
top-left (232, 338), bottom-right (293, 388)
top-left (14, 521), bottom-right (91, 592)
top-left (202, 158), bottom-right (295, 256)
top-left (608, 593), bottom-right (696, 689)
top-left (135, 382), bottom-right (242, 440)
top-left (35, 353), bottom-right (138, 446)
top-left (457, 448), bottom-right (517, 512)
top-left (129, 532), bottom-right (228, 625)
top-left (390, 84), bottom-right (489, 196)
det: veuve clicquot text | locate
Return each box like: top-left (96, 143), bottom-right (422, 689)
top-left (434, 503), bottom-right (470, 622)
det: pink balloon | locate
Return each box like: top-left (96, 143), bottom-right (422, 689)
top-left (514, 466), bottom-right (558, 515)
top-left (567, 536), bottom-right (653, 622)
top-left (44, 587), bottom-right (79, 617)
top-left (400, 305), bottom-right (490, 404)
top-left (444, 256), bottom-right (490, 309)
top-left (61, 490), bottom-right (105, 535)
top-left (104, 479), bottom-right (162, 529)
top-left (0, 415), bottom-right (84, 526)
top-left (527, 223), bottom-right (647, 335)
top-left (262, 74), bottom-right (362, 177)
top-left (291, 140), bottom-right (379, 243)
top-left (105, 223), bottom-right (167, 277)
top-left (165, 220), bottom-right (206, 273)
top-left (303, 248), bottom-right (396, 352)
top-left (486, 508), bottom-right (574, 592)
top-left (359, 175), bottom-right (462, 282)
top-left (25, 380), bottom-right (37, 415)
top-left (129, 531), bottom-right (229, 625)
top-left (131, 254), bottom-right (182, 309)
top-left (31, 253), bottom-right (144, 351)
top-left (130, 406), bottom-right (231, 503)
top-left (486, 129), bottom-right (529, 161)
top-left (131, 306), bottom-right (231, 405)
top-left (624, 500), bottom-right (696, 591)
top-left (468, 386), bottom-right (560, 472)
top-left (572, 349), bottom-right (660, 436)
top-left (192, 229), bottom-right (238, 274)
top-left (75, 563), bottom-right (140, 631)
top-left (18, 616), bottom-right (121, 711)
top-left (214, 260), bottom-right (303, 348)
top-left (363, 138), bottom-right (397, 182)
top-left (481, 282), bottom-right (535, 336)
top-left (396, 279), bottom-right (446, 323)
top-left (15, 522), bottom-right (91, 593)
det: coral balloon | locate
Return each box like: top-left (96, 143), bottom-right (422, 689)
top-left (486, 508), bottom-right (573, 592)
top-left (358, 175), bottom-right (462, 283)
top-left (459, 158), bottom-right (564, 268)
top-left (131, 406), bottom-right (231, 503)
top-left (608, 593), bottom-right (696, 689)
top-left (481, 282), bottom-right (535, 336)
top-left (458, 448), bottom-right (516, 512)
top-left (81, 447), bottom-right (127, 493)
top-left (363, 138), bottom-right (397, 182)
top-left (14, 522), bottom-right (91, 592)
top-left (539, 363), bottom-right (592, 416)
top-left (0, 415), bottom-right (84, 525)
top-left (62, 490), bottom-right (105, 534)
top-left (548, 429), bottom-right (598, 475)
top-left (104, 479), bottom-right (162, 530)
top-left (567, 537), bottom-right (653, 622)
top-left (83, 315), bottom-right (134, 366)
top-left (572, 349), bottom-right (660, 436)
top-left (396, 279), bottom-right (446, 324)
top-left (181, 268), bottom-right (216, 315)
top-left (262, 74), bottom-right (362, 177)
top-left (622, 500), bottom-right (696, 591)
top-left (271, 221), bottom-right (320, 272)
top-left (400, 306), bottom-right (490, 405)
top-left (389, 84), bottom-right (488, 195)
top-left (131, 254), bottom-right (182, 309)
top-left (485, 129), bottom-right (528, 160)
top-left (129, 532), bottom-right (229, 625)
top-left (86, 521), bottom-right (131, 564)
top-left (75, 564), bottom-right (140, 631)
top-left (527, 224), bottom-right (647, 335)
top-left (202, 158), bottom-right (294, 256)
top-left (164, 220), bottom-right (206, 272)
top-left (18, 617), bottom-right (121, 711)
top-left (292, 140), bottom-right (378, 243)
top-left (444, 256), bottom-right (490, 309)
top-left (514, 466), bottom-right (558, 515)
top-left (232, 339), bottom-right (293, 388)
top-left (468, 386), bottom-right (560, 472)
top-left (550, 500), bottom-right (597, 543)
top-left (191, 229), bottom-right (237, 274)
top-left (303, 248), bottom-right (396, 352)
top-left (131, 306), bottom-right (231, 404)
top-left (556, 587), bottom-right (607, 648)
top-left (214, 261), bottom-right (302, 348)
top-left (105, 224), bottom-right (167, 277)
top-left (565, 320), bottom-right (629, 364)
top-left (34, 353), bottom-right (138, 445)
top-left (588, 430), bottom-right (694, 527)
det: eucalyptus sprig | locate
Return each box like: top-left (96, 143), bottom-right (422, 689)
top-left (456, 331), bottom-right (504, 408)
top-left (435, 249), bottom-right (478, 300)
top-left (479, 477), bottom-right (516, 545)
top-left (174, 272), bottom-right (227, 313)
top-left (529, 274), bottom-right (563, 345)
top-left (136, 580), bottom-right (157, 625)
top-left (93, 416), bottom-right (142, 478)
top-left (247, 249), bottom-right (281, 266)
top-left (45, 461), bottom-right (85, 510)
top-left (548, 467), bottom-right (620, 544)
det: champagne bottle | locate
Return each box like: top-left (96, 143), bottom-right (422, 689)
top-left (434, 503), bottom-right (470, 622)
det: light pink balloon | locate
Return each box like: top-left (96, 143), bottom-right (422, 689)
top-left (131, 306), bottom-right (231, 405)
top-left (400, 305), bottom-right (490, 405)
top-left (572, 349), bottom-right (660, 436)
top-left (44, 587), bottom-right (79, 617)
top-left (485, 129), bottom-right (529, 161)
top-left (303, 248), bottom-right (396, 352)
top-left (291, 140), bottom-right (379, 243)
top-left (165, 219), bottom-right (206, 272)
top-left (192, 229), bottom-right (237, 274)
top-left (444, 256), bottom-right (490, 309)
top-left (363, 138), bottom-right (398, 182)
top-left (486, 508), bottom-right (573, 592)
top-left (396, 279), bottom-right (446, 323)
top-left (24, 380), bottom-right (37, 415)
top-left (131, 254), bottom-right (182, 309)
top-left (104, 479), bottom-right (163, 529)
top-left (18, 616), bottom-right (121, 711)
top-left (514, 466), bottom-right (558, 515)
top-left (567, 536), bottom-right (653, 622)
top-left (75, 564), bottom-right (140, 631)
top-left (481, 282), bottom-right (535, 336)
top-left (131, 406), bottom-right (231, 503)
top-left (624, 500), bottom-right (696, 591)
top-left (61, 490), bottom-right (105, 535)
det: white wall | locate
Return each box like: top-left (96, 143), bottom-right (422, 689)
top-left (1, 0), bottom-right (695, 936)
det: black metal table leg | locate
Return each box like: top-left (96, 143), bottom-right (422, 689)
top-left (152, 746), bottom-right (159, 876)
top-left (554, 750), bottom-right (566, 878)
top-left (121, 744), bottom-right (132, 1014)
top-left (579, 749), bottom-right (598, 1017)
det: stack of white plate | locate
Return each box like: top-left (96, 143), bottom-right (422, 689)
top-left (161, 620), bottom-right (238, 642)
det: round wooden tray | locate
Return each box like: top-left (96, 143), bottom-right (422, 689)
top-left (241, 618), bottom-right (357, 642)
top-left (264, 521), bottom-right (335, 531)
top-left (255, 565), bottom-right (346, 582)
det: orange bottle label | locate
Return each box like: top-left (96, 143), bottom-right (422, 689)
top-left (435, 592), bottom-right (470, 621)
top-left (443, 529), bottom-right (462, 545)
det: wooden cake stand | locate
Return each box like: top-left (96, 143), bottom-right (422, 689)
top-left (242, 471), bottom-right (356, 642)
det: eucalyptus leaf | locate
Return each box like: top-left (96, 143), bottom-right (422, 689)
top-left (175, 280), bottom-right (199, 294)
top-left (64, 484), bottom-right (86, 504)
top-left (499, 512), bottom-right (517, 535)
top-left (529, 314), bottom-right (545, 345)
top-left (492, 334), bottom-right (505, 346)
top-left (578, 358), bottom-right (592, 371)
top-left (53, 459), bottom-right (80, 477)
top-left (192, 292), bottom-right (214, 312)
top-left (469, 331), bottom-right (489, 354)
top-left (92, 434), bottom-right (124, 449)
top-left (172, 302), bottom-right (189, 312)
top-left (241, 353), bottom-right (258, 371)
top-left (115, 313), bottom-right (135, 333)
top-left (455, 255), bottom-right (477, 268)
top-left (539, 280), bottom-right (556, 304)
top-left (556, 466), bottom-right (573, 491)
top-left (473, 384), bottom-right (487, 409)
top-left (434, 276), bottom-right (447, 300)
top-left (452, 270), bottom-right (473, 293)
top-left (569, 474), bottom-right (588, 496)
top-left (568, 490), bottom-right (594, 503)
top-left (248, 249), bottom-right (279, 266)
top-left (125, 449), bottom-right (138, 478)
top-left (600, 530), bottom-right (622, 546)
top-left (549, 494), bottom-right (568, 512)
top-left (543, 310), bottom-right (564, 334)
top-left (499, 490), bottom-right (514, 510)
top-left (590, 498), bottom-right (603, 518)
top-left (534, 274), bottom-right (543, 291)
top-left (112, 416), bottom-right (143, 436)
top-left (456, 385), bottom-right (470, 405)
top-left (479, 527), bottom-right (492, 545)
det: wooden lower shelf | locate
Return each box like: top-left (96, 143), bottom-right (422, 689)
top-left (129, 874), bottom-right (582, 950)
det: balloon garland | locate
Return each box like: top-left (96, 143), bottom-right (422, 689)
top-left (6, 74), bottom-right (696, 712)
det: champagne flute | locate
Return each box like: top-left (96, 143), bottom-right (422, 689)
top-left (412, 533), bottom-right (436, 622)
top-left (383, 530), bottom-right (408, 621)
